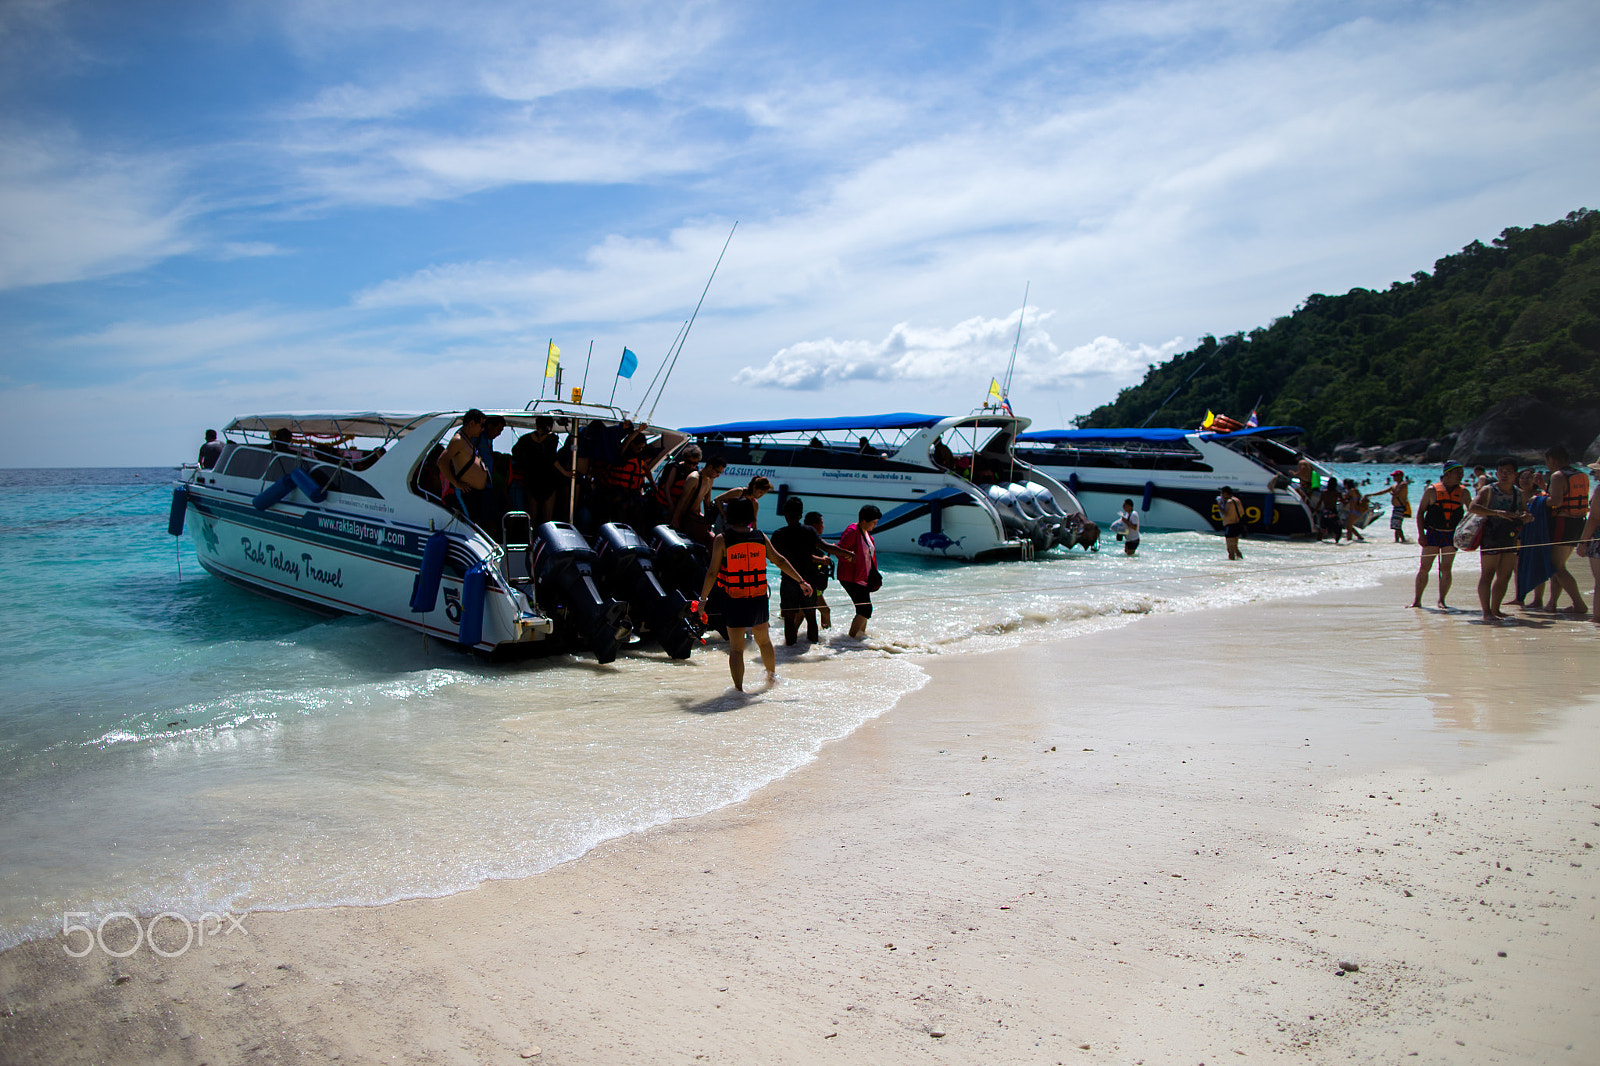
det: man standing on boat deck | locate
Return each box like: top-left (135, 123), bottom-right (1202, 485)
top-left (698, 497), bottom-right (811, 692)
top-left (438, 409), bottom-right (490, 526)
top-left (198, 429), bottom-right (224, 470)
top-left (674, 455), bottom-right (726, 548)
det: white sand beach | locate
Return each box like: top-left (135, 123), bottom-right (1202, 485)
top-left (2, 574), bottom-right (1597, 1065)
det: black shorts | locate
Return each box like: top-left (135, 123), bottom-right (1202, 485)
top-left (779, 577), bottom-right (817, 613)
top-left (717, 591), bottom-right (770, 630)
top-left (1224, 522), bottom-right (1245, 538)
top-left (840, 581), bottom-right (873, 619)
top-left (1553, 515), bottom-right (1585, 546)
top-left (1420, 528), bottom-right (1455, 549)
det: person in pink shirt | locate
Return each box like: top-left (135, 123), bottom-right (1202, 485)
top-left (836, 505), bottom-right (881, 639)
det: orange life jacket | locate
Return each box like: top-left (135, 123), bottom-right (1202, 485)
top-left (1424, 481), bottom-right (1465, 531)
top-left (716, 527), bottom-right (769, 599)
top-left (1554, 469), bottom-right (1590, 518)
top-left (653, 461), bottom-right (690, 508)
top-left (600, 455), bottom-right (648, 493)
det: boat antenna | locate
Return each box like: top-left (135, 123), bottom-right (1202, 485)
top-left (645, 221), bottom-right (737, 423)
top-left (639, 318), bottom-right (689, 415)
top-left (580, 340), bottom-right (594, 401)
top-left (1003, 281), bottom-right (1028, 399)
top-left (1139, 353), bottom-right (1212, 428)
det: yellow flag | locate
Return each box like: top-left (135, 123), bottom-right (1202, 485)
top-left (1202, 410), bottom-right (1215, 429)
top-left (987, 378), bottom-right (1002, 405)
top-left (545, 341), bottom-right (561, 378)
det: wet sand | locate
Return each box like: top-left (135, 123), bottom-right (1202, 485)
top-left (2, 575), bottom-right (1597, 1065)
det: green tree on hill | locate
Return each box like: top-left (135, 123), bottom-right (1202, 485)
top-left (1077, 208), bottom-right (1600, 451)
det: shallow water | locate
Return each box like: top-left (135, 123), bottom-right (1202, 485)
top-left (0, 464), bottom-right (1421, 948)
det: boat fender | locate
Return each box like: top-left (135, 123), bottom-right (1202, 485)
top-left (1262, 492), bottom-right (1274, 527)
top-left (457, 563), bottom-right (487, 647)
top-left (1141, 480), bottom-right (1155, 512)
top-left (253, 473), bottom-right (297, 511)
top-left (1068, 472), bottom-right (1081, 495)
top-left (410, 531), bottom-right (449, 613)
top-left (289, 466), bottom-right (328, 503)
top-left (167, 487), bottom-right (188, 536)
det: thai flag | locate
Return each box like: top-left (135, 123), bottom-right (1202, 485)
top-left (1245, 409), bottom-right (1259, 428)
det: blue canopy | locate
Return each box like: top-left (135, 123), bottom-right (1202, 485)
top-left (680, 412), bottom-right (946, 435)
top-left (1017, 425), bottom-right (1304, 444)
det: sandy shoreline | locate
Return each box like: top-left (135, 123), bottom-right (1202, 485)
top-left (2, 574), bottom-right (1597, 1065)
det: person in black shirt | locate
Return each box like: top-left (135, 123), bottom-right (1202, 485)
top-left (769, 496), bottom-right (853, 646)
top-left (198, 429), bottom-right (224, 470)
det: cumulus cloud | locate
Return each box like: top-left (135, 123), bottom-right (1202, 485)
top-left (734, 309), bottom-right (1185, 391)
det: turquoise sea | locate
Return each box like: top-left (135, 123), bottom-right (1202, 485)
top-left (0, 463), bottom-right (1433, 949)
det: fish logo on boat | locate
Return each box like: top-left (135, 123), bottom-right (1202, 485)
top-left (198, 516), bottom-right (219, 554)
top-left (916, 531), bottom-right (965, 552)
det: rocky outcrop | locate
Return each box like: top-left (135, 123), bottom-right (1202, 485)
top-left (1448, 395), bottom-right (1600, 466)
top-left (1328, 435), bottom-right (1452, 464)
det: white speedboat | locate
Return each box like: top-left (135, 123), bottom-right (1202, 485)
top-left (1011, 425), bottom-right (1350, 536)
top-left (676, 412), bottom-right (1086, 559)
top-left (170, 404), bottom-right (696, 661)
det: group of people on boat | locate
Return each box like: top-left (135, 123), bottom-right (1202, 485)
top-left (1410, 447), bottom-right (1600, 623)
top-left (428, 411), bottom-right (887, 687)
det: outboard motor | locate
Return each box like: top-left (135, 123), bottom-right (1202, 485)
top-left (532, 521), bottom-right (631, 664)
top-left (649, 524), bottom-right (707, 603)
top-left (988, 483), bottom-right (1053, 551)
top-left (1023, 484), bottom-right (1072, 547)
top-left (594, 523), bottom-right (697, 660)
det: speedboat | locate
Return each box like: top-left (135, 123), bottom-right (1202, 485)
top-left (1012, 425), bottom-right (1352, 536)
top-left (676, 412), bottom-right (1086, 560)
top-left (169, 404), bottom-right (699, 661)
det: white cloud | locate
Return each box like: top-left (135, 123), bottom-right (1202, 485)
top-left (0, 128), bottom-right (194, 288)
top-left (733, 309), bottom-right (1184, 391)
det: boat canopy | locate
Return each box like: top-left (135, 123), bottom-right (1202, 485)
top-left (681, 413), bottom-right (947, 435)
top-left (225, 413), bottom-right (437, 439)
top-left (1017, 425), bottom-right (1304, 444)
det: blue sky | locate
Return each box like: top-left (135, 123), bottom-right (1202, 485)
top-left (1, 0), bottom-right (1596, 466)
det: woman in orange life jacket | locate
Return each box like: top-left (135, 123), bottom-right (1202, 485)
top-left (1410, 460), bottom-right (1467, 610)
top-left (697, 496), bottom-right (812, 692)
top-left (1543, 444), bottom-right (1590, 616)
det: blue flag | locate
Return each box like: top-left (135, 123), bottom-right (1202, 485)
top-left (618, 347), bottom-right (639, 378)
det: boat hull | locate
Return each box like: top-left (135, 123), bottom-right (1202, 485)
top-left (722, 462), bottom-right (1030, 560)
top-left (184, 487), bottom-right (545, 652)
top-left (1053, 476), bottom-right (1317, 536)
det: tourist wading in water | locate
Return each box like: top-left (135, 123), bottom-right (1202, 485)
top-left (698, 497), bottom-right (811, 692)
top-left (1412, 460), bottom-right (1466, 609)
top-left (1218, 486), bottom-right (1245, 560)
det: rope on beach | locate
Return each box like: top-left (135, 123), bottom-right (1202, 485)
top-left (0, 481), bottom-right (173, 534)
top-left (740, 535), bottom-right (1600, 620)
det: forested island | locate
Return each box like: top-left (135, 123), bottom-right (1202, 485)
top-left (1077, 208), bottom-right (1600, 463)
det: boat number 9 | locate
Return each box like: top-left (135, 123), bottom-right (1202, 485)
top-left (1210, 504), bottom-right (1270, 524)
